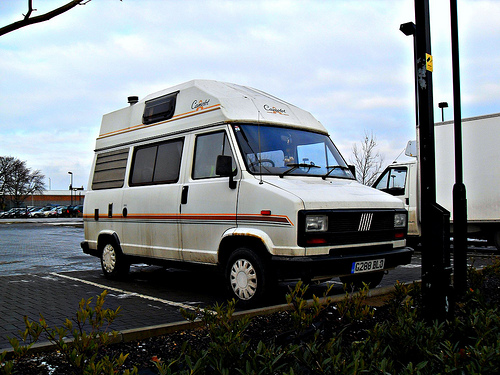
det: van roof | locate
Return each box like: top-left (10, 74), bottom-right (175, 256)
top-left (95, 80), bottom-right (327, 151)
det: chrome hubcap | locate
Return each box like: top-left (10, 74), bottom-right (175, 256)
top-left (230, 259), bottom-right (257, 300)
top-left (102, 244), bottom-right (117, 273)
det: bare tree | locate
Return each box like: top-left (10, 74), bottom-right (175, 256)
top-left (351, 131), bottom-right (384, 186)
top-left (0, 156), bottom-right (15, 210)
top-left (0, 156), bottom-right (46, 208)
top-left (0, 0), bottom-right (92, 37)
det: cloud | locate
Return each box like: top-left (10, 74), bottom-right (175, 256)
top-left (0, 0), bottom-right (499, 190)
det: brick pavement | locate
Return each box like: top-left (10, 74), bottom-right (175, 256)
top-left (0, 269), bottom-right (209, 352)
top-left (0, 256), bottom-right (427, 352)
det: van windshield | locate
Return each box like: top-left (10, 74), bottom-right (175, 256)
top-left (232, 124), bottom-right (354, 179)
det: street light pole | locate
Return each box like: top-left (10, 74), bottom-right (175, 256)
top-left (68, 171), bottom-right (73, 206)
top-left (450, 0), bottom-right (468, 296)
top-left (402, 0), bottom-right (453, 321)
top-left (438, 102), bottom-right (448, 122)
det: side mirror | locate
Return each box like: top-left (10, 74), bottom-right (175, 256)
top-left (348, 165), bottom-right (356, 178)
top-left (216, 155), bottom-right (237, 189)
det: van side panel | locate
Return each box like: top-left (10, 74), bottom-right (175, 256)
top-left (120, 183), bottom-right (182, 260)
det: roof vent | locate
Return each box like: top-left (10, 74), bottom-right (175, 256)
top-left (128, 96), bottom-right (139, 106)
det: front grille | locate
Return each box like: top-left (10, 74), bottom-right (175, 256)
top-left (298, 209), bottom-right (406, 247)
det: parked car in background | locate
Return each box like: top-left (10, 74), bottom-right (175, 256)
top-left (44, 206), bottom-right (60, 218)
top-left (70, 205), bottom-right (83, 217)
top-left (56, 205), bottom-right (71, 217)
top-left (30, 206), bottom-right (52, 217)
top-left (0, 208), bottom-right (16, 218)
top-left (15, 208), bottom-right (29, 218)
top-left (0, 208), bottom-right (29, 218)
top-left (27, 207), bottom-right (40, 216)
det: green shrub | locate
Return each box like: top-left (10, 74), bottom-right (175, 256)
top-left (1, 290), bottom-right (137, 375)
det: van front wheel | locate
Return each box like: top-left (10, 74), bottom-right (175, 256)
top-left (101, 241), bottom-right (130, 279)
top-left (226, 248), bottom-right (267, 305)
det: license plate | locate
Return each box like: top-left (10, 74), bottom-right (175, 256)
top-left (351, 258), bottom-right (385, 274)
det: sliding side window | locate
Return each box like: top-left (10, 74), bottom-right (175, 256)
top-left (92, 149), bottom-right (129, 190)
top-left (130, 138), bottom-right (184, 186)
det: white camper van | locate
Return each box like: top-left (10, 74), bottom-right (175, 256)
top-left (82, 80), bottom-right (412, 304)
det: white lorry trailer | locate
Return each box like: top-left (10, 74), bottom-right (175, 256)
top-left (374, 112), bottom-right (500, 250)
top-left (81, 79), bottom-right (412, 304)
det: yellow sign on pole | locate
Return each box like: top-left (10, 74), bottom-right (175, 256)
top-left (426, 53), bottom-right (433, 72)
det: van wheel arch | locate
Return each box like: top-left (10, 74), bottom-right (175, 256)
top-left (218, 235), bottom-right (271, 268)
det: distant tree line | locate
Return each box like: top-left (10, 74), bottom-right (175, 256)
top-left (0, 156), bottom-right (45, 209)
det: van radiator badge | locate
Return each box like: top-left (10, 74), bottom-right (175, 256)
top-left (358, 213), bottom-right (373, 231)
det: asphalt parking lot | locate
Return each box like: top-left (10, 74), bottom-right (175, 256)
top-left (0, 218), bottom-right (497, 352)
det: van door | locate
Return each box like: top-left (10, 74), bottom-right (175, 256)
top-left (373, 166), bottom-right (408, 200)
top-left (180, 129), bottom-right (238, 264)
top-left (120, 138), bottom-right (184, 260)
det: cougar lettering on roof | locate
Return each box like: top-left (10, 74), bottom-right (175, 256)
top-left (192, 99), bottom-right (211, 110)
top-left (263, 104), bottom-right (288, 115)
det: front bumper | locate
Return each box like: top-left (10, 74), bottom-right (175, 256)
top-left (270, 246), bottom-right (413, 281)
top-left (81, 240), bottom-right (99, 257)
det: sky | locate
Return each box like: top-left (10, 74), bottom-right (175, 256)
top-left (1, 0), bottom-right (499, 191)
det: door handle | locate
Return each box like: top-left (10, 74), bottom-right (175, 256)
top-left (181, 186), bottom-right (189, 204)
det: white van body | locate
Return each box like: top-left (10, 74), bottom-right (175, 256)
top-left (82, 80), bottom-right (412, 304)
top-left (374, 112), bottom-right (500, 250)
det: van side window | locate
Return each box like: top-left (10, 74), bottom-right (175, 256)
top-left (130, 139), bottom-right (183, 186)
top-left (193, 131), bottom-right (236, 179)
top-left (143, 91), bottom-right (178, 125)
top-left (92, 149), bottom-right (128, 190)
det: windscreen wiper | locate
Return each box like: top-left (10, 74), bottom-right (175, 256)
top-left (279, 163), bottom-right (320, 178)
top-left (322, 165), bottom-right (350, 180)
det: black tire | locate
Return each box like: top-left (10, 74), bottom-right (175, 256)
top-left (340, 271), bottom-right (384, 290)
top-left (100, 239), bottom-right (130, 280)
top-left (493, 230), bottom-right (500, 252)
top-left (225, 248), bottom-right (269, 306)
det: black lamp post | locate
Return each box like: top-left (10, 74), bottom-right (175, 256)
top-left (400, 0), bottom-right (453, 321)
top-left (450, 0), bottom-right (468, 296)
top-left (438, 102), bottom-right (449, 122)
top-left (400, 22), bottom-right (418, 127)
top-left (68, 171), bottom-right (73, 206)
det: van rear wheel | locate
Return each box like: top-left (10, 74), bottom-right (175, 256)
top-left (101, 240), bottom-right (130, 279)
top-left (226, 248), bottom-right (267, 305)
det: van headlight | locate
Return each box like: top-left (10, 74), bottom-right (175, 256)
top-left (306, 215), bottom-right (328, 232)
top-left (394, 213), bottom-right (407, 228)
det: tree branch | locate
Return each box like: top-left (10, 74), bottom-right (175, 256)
top-left (0, 0), bottom-right (89, 37)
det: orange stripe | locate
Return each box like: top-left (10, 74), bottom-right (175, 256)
top-left (83, 212), bottom-right (293, 225)
top-left (98, 104), bottom-right (222, 139)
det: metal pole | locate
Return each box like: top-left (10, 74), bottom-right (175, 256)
top-left (414, 0), bottom-right (453, 321)
top-left (450, 0), bottom-right (468, 295)
top-left (414, 0), bottom-right (436, 274)
top-left (68, 171), bottom-right (73, 206)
